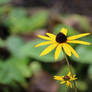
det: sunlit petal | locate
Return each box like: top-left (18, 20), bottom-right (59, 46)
top-left (40, 43), bottom-right (58, 56)
top-left (67, 40), bottom-right (91, 45)
top-left (67, 33), bottom-right (90, 40)
top-left (55, 44), bottom-right (62, 60)
top-left (69, 82), bottom-right (72, 88)
top-left (72, 75), bottom-right (77, 79)
top-left (35, 41), bottom-right (53, 47)
top-left (46, 33), bottom-right (56, 40)
top-left (71, 75), bottom-right (77, 80)
top-left (60, 81), bottom-right (66, 84)
top-left (54, 76), bottom-right (63, 80)
top-left (54, 72), bottom-right (77, 88)
top-left (66, 81), bottom-right (70, 86)
top-left (67, 72), bottom-right (71, 76)
top-left (65, 44), bottom-right (79, 58)
top-left (66, 81), bottom-right (72, 88)
top-left (60, 28), bottom-right (67, 35)
top-left (71, 77), bottom-right (77, 80)
top-left (63, 43), bottom-right (71, 56)
top-left (37, 35), bottom-right (51, 40)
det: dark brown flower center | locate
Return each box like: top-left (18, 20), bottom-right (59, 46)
top-left (63, 76), bottom-right (70, 81)
top-left (56, 33), bottom-right (67, 43)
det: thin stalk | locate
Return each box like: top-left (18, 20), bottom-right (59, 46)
top-left (63, 51), bottom-right (77, 92)
top-left (65, 87), bottom-right (68, 92)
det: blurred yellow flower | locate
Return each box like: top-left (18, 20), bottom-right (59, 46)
top-left (54, 72), bottom-right (77, 88)
top-left (35, 28), bottom-right (90, 60)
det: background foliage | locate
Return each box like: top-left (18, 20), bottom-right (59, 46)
top-left (0, 0), bottom-right (92, 92)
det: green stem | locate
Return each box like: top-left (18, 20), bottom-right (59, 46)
top-left (65, 86), bottom-right (68, 92)
top-left (63, 51), bottom-right (77, 92)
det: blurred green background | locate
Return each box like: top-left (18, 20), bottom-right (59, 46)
top-left (0, 0), bottom-right (92, 92)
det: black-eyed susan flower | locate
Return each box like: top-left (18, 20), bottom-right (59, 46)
top-left (35, 28), bottom-right (90, 60)
top-left (54, 72), bottom-right (77, 88)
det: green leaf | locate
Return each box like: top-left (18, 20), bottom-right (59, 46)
top-left (20, 39), bottom-right (64, 62)
top-left (72, 45), bottom-right (92, 64)
top-left (53, 24), bottom-right (79, 36)
top-left (0, 0), bottom-right (10, 4)
top-left (88, 65), bottom-right (92, 80)
top-left (77, 81), bottom-right (88, 91)
top-left (26, 11), bottom-right (49, 32)
top-left (57, 65), bottom-right (76, 76)
top-left (30, 61), bottom-right (42, 74)
top-left (7, 9), bottom-right (49, 33)
top-left (72, 36), bottom-right (92, 64)
top-left (5, 36), bottom-right (25, 57)
top-left (58, 85), bottom-right (68, 92)
top-left (0, 39), bottom-right (5, 47)
top-left (73, 15), bottom-right (91, 31)
top-left (0, 6), bottom-right (11, 16)
top-left (7, 8), bottom-right (28, 33)
top-left (0, 58), bottom-right (31, 84)
top-left (9, 8), bottom-right (27, 19)
top-left (16, 58), bottom-right (31, 78)
top-left (10, 18), bottom-right (28, 33)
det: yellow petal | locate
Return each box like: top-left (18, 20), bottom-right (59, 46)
top-left (73, 74), bottom-right (76, 78)
top-left (66, 81), bottom-right (72, 88)
top-left (40, 43), bottom-right (58, 56)
top-left (55, 44), bottom-right (62, 60)
top-left (67, 33), bottom-right (90, 40)
top-left (65, 44), bottom-right (79, 58)
top-left (60, 28), bottom-right (67, 35)
top-left (69, 82), bottom-right (72, 88)
top-left (66, 81), bottom-right (70, 86)
top-left (46, 33), bottom-right (56, 40)
top-left (71, 75), bottom-right (77, 80)
top-left (54, 76), bottom-right (63, 80)
top-left (60, 81), bottom-right (66, 84)
top-left (67, 40), bottom-right (91, 45)
top-left (63, 43), bottom-right (71, 56)
top-left (71, 77), bottom-right (77, 80)
top-left (67, 72), bottom-right (71, 76)
top-left (73, 75), bottom-right (76, 78)
top-left (37, 35), bottom-right (51, 40)
top-left (35, 41), bottom-right (53, 47)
